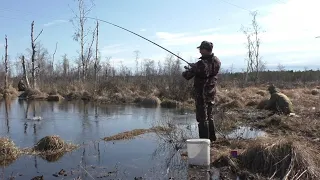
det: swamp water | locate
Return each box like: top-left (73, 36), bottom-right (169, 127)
top-left (0, 99), bottom-right (266, 179)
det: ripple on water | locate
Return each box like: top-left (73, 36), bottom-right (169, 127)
top-left (226, 126), bottom-right (267, 139)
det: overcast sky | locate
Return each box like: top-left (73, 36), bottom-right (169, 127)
top-left (0, 0), bottom-right (319, 72)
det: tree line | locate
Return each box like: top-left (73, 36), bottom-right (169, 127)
top-left (0, 0), bottom-right (319, 98)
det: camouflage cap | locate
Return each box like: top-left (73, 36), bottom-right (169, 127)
top-left (267, 84), bottom-right (279, 93)
top-left (197, 41), bottom-right (213, 50)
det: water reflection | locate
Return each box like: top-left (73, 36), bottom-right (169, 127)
top-left (0, 156), bottom-right (17, 167)
top-left (227, 126), bottom-right (267, 139)
top-left (4, 97), bottom-right (11, 133)
top-left (0, 99), bottom-right (199, 179)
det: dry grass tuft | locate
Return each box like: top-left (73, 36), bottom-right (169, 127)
top-left (256, 90), bottom-right (267, 96)
top-left (216, 93), bottom-right (232, 105)
top-left (239, 139), bottom-right (320, 179)
top-left (103, 126), bottom-right (173, 141)
top-left (81, 91), bottom-right (92, 101)
top-left (19, 88), bottom-right (48, 100)
top-left (246, 100), bottom-right (259, 107)
top-left (0, 137), bottom-right (20, 166)
top-left (139, 96), bottom-right (161, 107)
top-left (65, 91), bottom-right (82, 100)
top-left (160, 99), bottom-right (181, 108)
top-left (48, 88), bottom-right (58, 96)
top-left (47, 94), bottom-right (64, 101)
top-left (212, 137), bottom-right (320, 180)
top-left (33, 135), bottom-right (78, 155)
top-left (257, 99), bottom-right (269, 109)
top-left (133, 96), bottom-right (144, 104)
top-left (221, 100), bottom-right (244, 109)
top-left (0, 86), bottom-right (19, 99)
top-left (311, 89), bottom-right (319, 95)
top-left (34, 135), bottom-right (65, 151)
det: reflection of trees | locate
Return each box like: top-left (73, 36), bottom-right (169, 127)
top-left (147, 118), bottom-right (198, 179)
top-left (0, 157), bottom-right (17, 168)
top-left (40, 151), bottom-right (66, 162)
top-left (150, 139), bottom-right (188, 179)
top-left (4, 97), bottom-right (11, 133)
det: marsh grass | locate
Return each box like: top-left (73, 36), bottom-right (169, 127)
top-left (211, 137), bottom-right (320, 179)
top-left (0, 137), bottom-right (20, 167)
top-left (103, 126), bottom-right (173, 141)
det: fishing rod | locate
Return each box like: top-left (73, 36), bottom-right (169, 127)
top-left (86, 17), bottom-right (192, 66)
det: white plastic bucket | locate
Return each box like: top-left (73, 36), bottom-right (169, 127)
top-left (186, 139), bottom-right (211, 166)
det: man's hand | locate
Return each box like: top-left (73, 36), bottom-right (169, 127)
top-left (184, 63), bottom-right (196, 71)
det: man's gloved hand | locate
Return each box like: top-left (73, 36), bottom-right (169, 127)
top-left (184, 63), bottom-right (196, 71)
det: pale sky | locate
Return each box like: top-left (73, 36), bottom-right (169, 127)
top-left (0, 0), bottom-right (319, 72)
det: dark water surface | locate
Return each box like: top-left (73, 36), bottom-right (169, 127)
top-left (0, 99), bottom-right (198, 179)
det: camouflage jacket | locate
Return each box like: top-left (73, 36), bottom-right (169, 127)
top-left (264, 92), bottom-right (294, 114)
top-left (182, 54), bottom-right (221, 102)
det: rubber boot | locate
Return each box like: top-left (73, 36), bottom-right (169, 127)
top-left (207, 103), bottom-right (217, 142)
top-left (198, 122), bottom-right (209, 139)
top-left (208, 120), bottom-right (217, 142)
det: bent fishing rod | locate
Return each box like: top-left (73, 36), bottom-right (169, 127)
top-left (86, 17), bottom-right (192, 66)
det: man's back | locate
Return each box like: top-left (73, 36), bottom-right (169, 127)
top-left (193, 54), bottom-right (221, 88)
top-left (268, 92), bottom-right (294, 114)
top-left (182, 54), bottom-right (221, 102)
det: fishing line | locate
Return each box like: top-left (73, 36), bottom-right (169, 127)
top-left (86, 16), bottom-right (191, 66)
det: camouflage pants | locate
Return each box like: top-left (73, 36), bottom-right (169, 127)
top-left (194, 86), bottom-right (215, 123)
top-left (194, 91), bottom-right (216, 140)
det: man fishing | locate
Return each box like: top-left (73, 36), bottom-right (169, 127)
top-left (89, 18), bottom-right (222, 141)
top-left (182, 41), bottom-right (221, 142)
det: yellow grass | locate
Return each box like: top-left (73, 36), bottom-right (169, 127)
top-left (0, 137), bottom-right (20, 167)
top-left (103, 126), bottom-right (173, 141)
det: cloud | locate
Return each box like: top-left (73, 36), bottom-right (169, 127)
top-left (43, 20), bottom-right (68, 27)
top-left (199, 28), bottom-right (221, 33)
top-left (152, 0), bottom-right (320, 66)
top-left (155, 31), bottom-right (244, 46)
top-left (100, 44), bottom-right (128, 56)
top-left (155, 32), bottom-right (189, 40)
top-left (259, 0), bottom-right (320, 34)
top-left (140, 28), bottom-right (147, 32)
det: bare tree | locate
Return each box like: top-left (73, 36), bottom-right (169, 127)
top-left (133, 50), bottom-right (140, 75)
top-left (242, 11), bottom-right (265, 84)
top-left (62, 54), bottom-right (69, 77)
top-left (229, 64), bottom-right (234, 74)
top-left (4, 35), bottom-right (8, 89)
top-left (21, 55), bottom-right (30, 88)
top-left (83, 26), bottom-right (96, 78)
top-left (31, 21), bottom-right (43, 89)
top-left (70, 0), bottom-right (95, 81)
top-left (277, 63), bottom-right (286, 71)
top-left (52, 42), bottom-right (58, 74)
top-left (94, 20), bottom-right (99, 93)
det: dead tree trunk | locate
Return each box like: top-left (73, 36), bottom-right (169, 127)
top-left (241, 11), bottom-right (263, 85)
top-left (4, 35), bottom-right (8, 89)
top-left (84, 28), bottom-right (96, 79)
top-left (31, 21), bottom-right (43, 89)
top-left (21, 56), bottom-right (30, 88)
top-left (94, 20), bottom-right (99, 94)
top-left (52, 42), bottom-right (58, 76)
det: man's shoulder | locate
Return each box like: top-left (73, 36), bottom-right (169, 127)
top-left (213, 55), bottom-right (221, 63)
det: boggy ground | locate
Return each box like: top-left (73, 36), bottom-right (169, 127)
top-left (205, 86), bottom-right (320, 180)
top-left (2, 83), bottom-right (320, 179)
